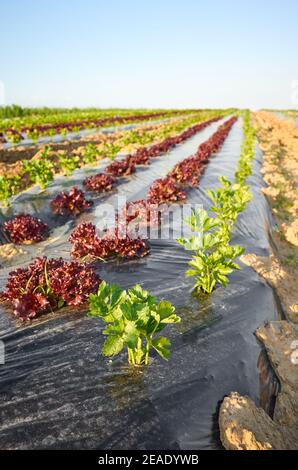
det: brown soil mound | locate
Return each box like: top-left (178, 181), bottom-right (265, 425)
top-left (219, 112), bottom-right (298, 450)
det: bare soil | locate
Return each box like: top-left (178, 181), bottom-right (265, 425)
top-left (219, 112), bottom-right (298, 450)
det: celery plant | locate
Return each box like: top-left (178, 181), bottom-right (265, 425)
top-left (89, 281), bottom-right (180, 365)
top-left (177, 208), bottom-right (244, 294)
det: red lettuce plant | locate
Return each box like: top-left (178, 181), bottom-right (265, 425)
top-left (106, 156), bottom-right (136, 177)
top-left (167, 117), bottom-right (238, 187)
top-left (142, 117), bottom-right (220, 159)
top-left (69, 222), bottom-right (150, 261)
top-left (0, 256), bottom-right (101, 320)
top-left (147, 177), bottom-right (187, 204)
top-left (124, 199), bottom-right (149, 223)
top-left (83, 173), bottom-right (115, 193)
top-left (50, 186), bottom-right (93, 216)
top-left (194, 117), bottom-right (237, 162)
top-left (128, 150), bottom-right (151, 165)
top-left (3, 214), bottom-right (48, 244)
top-left (69, 223), bottom-right (112, 260)
top-left (168, 157), bottom-right (203, 187)
top-left (109, 231), bottom-right (150, 259)
top-left (122, 199), bottom-right (160, 226)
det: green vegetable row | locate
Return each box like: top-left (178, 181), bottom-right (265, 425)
top-left (177, 110), bottom-right (256, 294)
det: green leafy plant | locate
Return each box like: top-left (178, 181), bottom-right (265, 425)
top-left (22, 158), bottom-right (54, 190)
top-left (59, 128), bottom-right (69, 136)
top-left (47, 128), bottom-right (56, 138)
top-left (82, 144), bottom-right (100, 164)
top-left (119, 130), bottom-right (140, 146)
top-left (27, 128), bottom-right (40, 142)
top-left (235, 111), bottom-right (256, 184)
top-left (58, 152), bottom-right (80, 176)
top-left (104, 142), bottom-right (121, 159)
top-left (176, 111), bottom-right (256, 294)
top-left (89, 281), bottom-right (181, 365)
top-left (0, 176), bottom-right (21, 207)
top-left (207, 176), bottom-right (252, 241)
top-left (177, 208), bottom-right (244, 294)
top-left (39, 145), bottom-right (52, 159)
top-left (6, 130), bottom-right (22, 145)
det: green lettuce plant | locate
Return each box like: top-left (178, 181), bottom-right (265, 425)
top-left (58, 152), bottom-right (80, 176)
top-left (89, 281), bottom-right (181, 365)
top-left (82, 144), bottom-right (99, 164)
top-left (104, 142), bottom-right (121, 159)
top-left (27, 129), bottom-right (40, 142)
top-left (6, 131), bottom-right (22, 145)
top-left (0, 176), bottom-right (21, 207)
top-left (22, 158), bottom-right (54, 190)
top-left (177, 111), bottom-right (256, 294)
top-left (39, 145), bottom-right (52, 159)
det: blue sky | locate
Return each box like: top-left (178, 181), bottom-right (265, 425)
top-left (0, 0), bottom-right (297, 109)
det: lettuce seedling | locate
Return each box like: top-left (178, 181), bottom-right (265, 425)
top-left (39, 145), bottom-right (52, 159)
top-left (82, 144), bottom-right (100, 164)
top-left (89, 281), bottom-right (180, 365)
top-left (0, 176), bottom-right (21, 207)
top-left (6, 130), bottom-right (23, 145)
top-left (177, 208), bottom-right (244, 294)
top-left (58, 152), bottom-right (80, 176)
top-left (104, 142), bottom-right (121, 159)
top-left (27, 129), bottom-right (40, 142)
top-left (22, 158), bottom-right (54, 190)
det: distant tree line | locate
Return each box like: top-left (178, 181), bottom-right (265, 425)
top-left (0, 105), bottom-right (106, 119)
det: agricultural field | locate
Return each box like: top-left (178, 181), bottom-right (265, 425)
top-left (0, 105), bottom-right (296, 452)
top-left (0, 107), bottom-right (198, 145)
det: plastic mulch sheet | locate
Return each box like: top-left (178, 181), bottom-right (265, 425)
top-left (0, 117), bottom-right (281, 450)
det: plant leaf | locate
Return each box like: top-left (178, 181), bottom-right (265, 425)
top-left (152, 336), bottom-right (171, 360)
top-left (102, 335), bottom-right (124, 357)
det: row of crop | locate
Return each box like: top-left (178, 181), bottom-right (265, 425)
top-left (0, 116), bottom-right (240, 366)
top-left (177, 110), bottom-right (256, 293)
top-left (1, 114), bottom-right (222, 245)
top-left (0, 108), bottom-right (197, 131)
top-left (0, 114), bottom-right (197, 205)
top-left (0, 109), bottom-right (196, 145)
top-left (0, 111), bottom-right (224, 207)
top-left (0, 108), bottom-right (238, 134)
